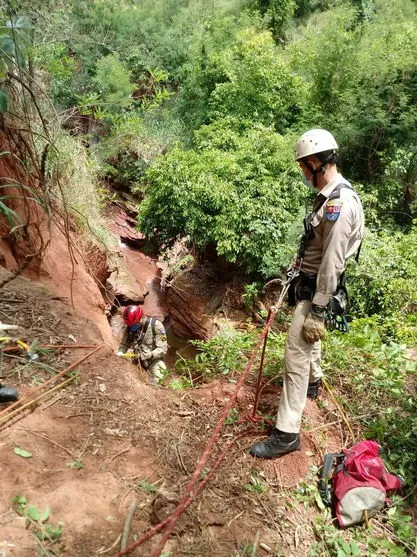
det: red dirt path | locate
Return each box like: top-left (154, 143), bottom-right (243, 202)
top-left (0, 267), bottom-right (344, 556)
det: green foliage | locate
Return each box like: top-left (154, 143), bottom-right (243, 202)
top-left (66, 458), bottom-right (84, 470)
top-left (140, 123), bottom-right (303, 275)
top-left (0, 88), bottom-right (9, 112)
top-left (348, 226), bottom-right (417, 320)
top-left (243, 472), bottom-right (267, 493)
top-left (242, 282), bottom-right (263, 312)
top-left (14, 446), bottom-right (32, 458)
top-left (167, 376), bottom-right (193, 390)
top-left (259, 0), bottom-right (297, 35)
top-left (176, 318), bottom-right (286, 380)
top-left (93, 54), bottom-right (135, 109)
top-left (12, 495), bottom-right (63, 544)
top-left (175, 8), bottom-right (256, 132)
top-left (0, 14), bottom-right (32, 71)
top-left (36, 42), bottom-right (78, 108)
top-left (380, 148), bottom-right (417, 222)
top-left (190, 323), bottom-right (259, 377)
top-left (0, 13), bottom-right (33, 115)
top-left (225, 407), bottom-right (239, 425)
top-left (294, 481), bottom-right (326, 510)
top-left (138, 480), bottom-right (159, 494)
top-left (311, 511), bottom-right (414, 557)
top-left (92, 111), bottom-right (165, 192)
top-left (286, 1), bottom-right (417, 212)
top-left (324, 318), bottom-right (417, 485)
top-left (209, 28), bottom-right (307, 133)
top-left (30, 0), bottom-right (417, 231)
top-left (48, 133), bottom-right (113, 247)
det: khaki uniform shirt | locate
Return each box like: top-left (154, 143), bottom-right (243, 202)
top-left (119, 317), bottom-right (168, 366)
top-left (301, 173), bottom-right (365, 307)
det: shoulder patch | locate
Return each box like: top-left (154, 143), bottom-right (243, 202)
top-left (326, 199), bottom-right (343, 222)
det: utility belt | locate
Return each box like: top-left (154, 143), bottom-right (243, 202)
top-left (288, 272), bottom-right (316, 306)
top-left (288, 272), bottom-right (349, 332)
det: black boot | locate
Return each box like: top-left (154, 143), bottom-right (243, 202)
top-left (307, 379), bottom-right (322, 400)
top-left (249, 428), bottom-right (300, 459)
top-left (0, 384), bottom-right (19, 403)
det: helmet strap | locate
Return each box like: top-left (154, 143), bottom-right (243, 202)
top-left (305, 161), bottom-right (325, 188)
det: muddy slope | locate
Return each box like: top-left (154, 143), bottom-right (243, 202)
top-left (0, 267), bottom-right (344, 557)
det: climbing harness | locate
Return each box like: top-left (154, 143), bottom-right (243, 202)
top-left (291, 183), bottom-right (361, 330)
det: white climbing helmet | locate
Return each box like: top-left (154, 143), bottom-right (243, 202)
top-left (295, 129), bottom-right (339, 161)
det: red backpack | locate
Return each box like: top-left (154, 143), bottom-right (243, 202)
top-left (320, 440), bottom-right (403, 527)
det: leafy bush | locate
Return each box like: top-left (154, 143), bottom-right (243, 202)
top-left (247, 0), bottom-right (297, 37)
top-left (324, 318), bottom-right (417, 484)
top-left (37, 42), bottom-right (78, 108)
top-left (174, 317), bottom-right (287, 381)
top-left (347, 226), bottom-right (417, 322)
top-left (140, 122), bottom-right (305, 275)
top-left (93, 54), bottom-right (135, 109)
top-left (208, 28), bottom-right (307, 133)
top-left (286, 1), bottom-right (417, 205)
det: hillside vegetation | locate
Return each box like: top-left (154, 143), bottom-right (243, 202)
top-left (0, 0), bottom-right (416, 555)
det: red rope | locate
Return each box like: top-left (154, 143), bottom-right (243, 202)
top-left (243, 412), bottom-right (274, 428)
top-left (252, 311), bottom-right (270, 419)
top-left (114, 283), bottom-right (290, 557)
top-left (114, 429), bottom-right (258, 557)
top-left (114, 311), bottom-right (276, 557)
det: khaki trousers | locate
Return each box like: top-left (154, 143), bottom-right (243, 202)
top-left (276, 300), bottom-right (323, 433)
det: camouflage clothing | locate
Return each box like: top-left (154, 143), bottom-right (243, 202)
top-left (118, 316), bottom-right (167, 369)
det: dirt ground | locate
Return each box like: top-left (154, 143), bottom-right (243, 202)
top-left (0, 268), bottom-right (345, 557)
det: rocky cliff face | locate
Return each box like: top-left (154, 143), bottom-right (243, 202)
top-left (166, 264), bottom-right (226, 340)
top-left (0, 131), bottom-right (115, 346)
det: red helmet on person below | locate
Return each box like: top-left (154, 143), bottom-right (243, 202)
top-left (122, 305), bottom-right (144, 326)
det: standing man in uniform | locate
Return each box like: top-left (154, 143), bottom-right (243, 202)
top-left (250, 129), bottom-right (364, 459)
top-left (117, 305), bottom-right (168, 383)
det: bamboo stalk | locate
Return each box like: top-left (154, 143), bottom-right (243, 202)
top-left (3, 343), bottom-right (100, 352)
top-left (0, 345), bottom-right (103, 419)
top-left (0, 375), bottom-right (76, 425)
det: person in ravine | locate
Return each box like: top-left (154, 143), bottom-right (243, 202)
top-left (116, 305), bottom-right (168, 383)
top-left (250, 129), bottom-right (365, 459)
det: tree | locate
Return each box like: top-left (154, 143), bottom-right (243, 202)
top-left (140, 122), bottom-right (304, 276)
